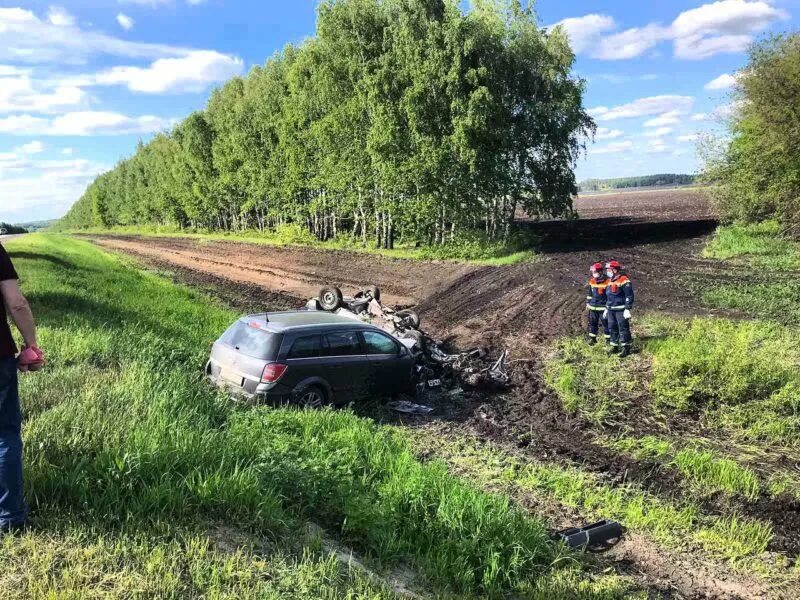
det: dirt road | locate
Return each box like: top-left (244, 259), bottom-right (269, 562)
top-left (88, 189), bottom-right (719, 353)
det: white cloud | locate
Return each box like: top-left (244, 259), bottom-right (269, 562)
top-left (61, 147), bottom-right (74, 156)
top-left (691, 113), bottom-right (710, 121)
top-left (0, 111), bottom-right (173, 136)
top-left (0, 115), bottom-right (49, 134)
top-left (590, 95), bottom-right (694, 121)
top-left (0, 157), bottom-right (108, 222)
top-left (555, 1), bottom-right (789, 61)
top-left (46, 6), bottom-right (75, 27)
top-left (705, 73), bottom-right (738, 90)
top-left (646, 141), bottom-right (670, 154)
top-left (644, 127), bottom-right (673, 137)
top-left (678, 134), bottom-right (700, 143)
top-left (596, 127), bottom-right (623, 140)
top-left (641, 74), bottom-right (660, 81)
top-left (593, 24), bottom-right (670, 60)
top-left (0, 7), bottom-right (192, 64)
top-left (672, 0), bottom-right (790, 60)
top-left (0, 72), bottom-right (88, 114)
top-left (551, 15), bottom-right (616, 54)
top-left (644, 110), bottom-right (684, 127)
top-left (17, 141), bottom-right (44, 154)
top-left (95, 51), bottom-right (243, 94)
top-left (117, 13), bottom-right (135, 31)
top-left (592, 140), bottom-right (634, 154)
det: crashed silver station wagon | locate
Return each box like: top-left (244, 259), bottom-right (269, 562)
top-left (206, 311), bottom-right (416, 406)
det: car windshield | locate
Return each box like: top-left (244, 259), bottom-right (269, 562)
top-left (221, 320), bottom-right (281, 360)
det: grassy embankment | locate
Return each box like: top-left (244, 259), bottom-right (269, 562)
top-left (530, 223), bottom-right (800, 576)
top-left (701, 220), bottom-right (800, 323)
top-left (1, 234), bottom-right (632, 598)
top-left (58, 224), bottom-right (538, 266)
top-left (405, 222), bottom-right (800, 594)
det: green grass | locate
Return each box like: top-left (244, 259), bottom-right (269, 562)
top-left (548, 315), bottom-right (800, 447)
top-left (543, 338), bottom-right (643, 425)
top-left (3, 234), bottom-right (622, 598)
top-left (609, 436), bottom-right (761, 500)
top-left (411, 432), bottom-right (774, 563)
top-left (63, 224), bottom-right (539, 265)
top-left (701, 281), bottom-right (800, 324)
top-left (703, 220), bottom-right (800, 269)
top-left (701, 221), bottom-right (800, 322)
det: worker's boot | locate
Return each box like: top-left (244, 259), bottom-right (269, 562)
top-left (607, 344), bottom-right (620, 355)
top-left (587, 336), bottom-right (597, 346)
top-left (619, 345), bottom-right (631, 358)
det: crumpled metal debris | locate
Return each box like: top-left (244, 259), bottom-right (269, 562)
top-left (306, 286), bottom-right (512, 393)
top-left (387, 400), bottom-right (435, 414)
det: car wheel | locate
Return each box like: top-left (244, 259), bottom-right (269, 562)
top-left (366, 285), bottom-right (381, 302)
top-left (319, 286), bottom-right (343, 311)
top-left (297, 385), bottom-right (326, 409)
top-left (397, 309), bottom-right (421, 329)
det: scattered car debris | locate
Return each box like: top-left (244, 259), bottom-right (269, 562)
top-left (306, 285), bottom-right (512, 398)
top-left (557, 520), bottom-right (623, 551)
top-left (387, 399), bottom-right (435, 415)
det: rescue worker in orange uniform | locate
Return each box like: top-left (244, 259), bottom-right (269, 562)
top-left (585, 262), bottom-right (610, 345)
top-left (603, 260), bottom-right (634, 357)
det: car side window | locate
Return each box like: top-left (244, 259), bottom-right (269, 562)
top-left (362, 331), bottom-right (400, 355)
top-left (288, 335), bottom-right (324, 359)
top-left (325, 331), bottom-right (362, 356)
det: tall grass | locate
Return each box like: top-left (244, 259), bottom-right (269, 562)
top-left (6, 235), bottom-right (578, 597)
top-left (703, 221), bottom-right (800, 269)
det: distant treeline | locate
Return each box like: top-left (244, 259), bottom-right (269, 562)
top-left (0, 223), bottom-right (28, 235)
top-left (57, 0), bottom-right (593, 249)
top-left (579, 174), bottom-right (697, 192)
top-left (14, 220), bottom-right (55, 232)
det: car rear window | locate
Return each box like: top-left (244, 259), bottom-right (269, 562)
top-left (325, 331), bottom-right (362, 356)
top-left (362, 331), bottom-right (400, 355)
top-left (221, 320), bottom-right (281, 360)
top-left (287, 335), bottom-right (324, 359)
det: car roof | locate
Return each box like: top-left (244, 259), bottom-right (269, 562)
top-left (241, 310), bottom-right (379, 333)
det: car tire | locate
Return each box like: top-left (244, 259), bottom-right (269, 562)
top-left (397, 309), bottom-right (421, 329)
top-left (319, 286), bottom-right (343, 311)
top-left (366, 285), bottom-right (381, 302)
top-left (296, 385), bottom-right (327, 409)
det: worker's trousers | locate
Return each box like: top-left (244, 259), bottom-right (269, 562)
top-left (587, 309), bottom-right (610, 341)
top-left (607, 309), bottom-right (632, 348)
top-left (0, 359), bottom-right (25, 527)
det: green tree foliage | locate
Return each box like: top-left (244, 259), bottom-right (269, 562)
top-left (59, 0), bottom-right (593, 248)
top-left (0, 223), bottom-right (28, 235)
top-left (578, 174), bottom-right (696, 192)
top-left (703, 34), bottom-right (800, 237)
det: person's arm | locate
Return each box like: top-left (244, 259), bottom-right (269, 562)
top-left (624, 279), bottom-right (634, 309)
top-left (0, 280), bottom-right (37, 348)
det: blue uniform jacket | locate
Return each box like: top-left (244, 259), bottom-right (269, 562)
top-left (605, 274), bottom-right (634, 310)
top-left (586, 277), bottom-right (609, 311)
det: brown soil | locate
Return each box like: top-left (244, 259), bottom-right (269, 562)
top-left (85, 188), bottom-right (794, 598)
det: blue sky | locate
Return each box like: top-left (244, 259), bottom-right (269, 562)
top-left (0, 0), bottom-right (796, 223)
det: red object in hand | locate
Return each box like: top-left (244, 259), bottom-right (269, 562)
top-left (17, 346), bottom-right (45, 373)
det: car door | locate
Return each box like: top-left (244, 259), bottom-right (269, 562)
top-left (323, 330), bottom-right (370, 402)
top-left (361, 330), bottom-right (414, 396)
top-left (283, 334), bottom-right (326, 393)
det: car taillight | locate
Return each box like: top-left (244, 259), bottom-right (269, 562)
top-left (261, 363), bottom-right (288, 383)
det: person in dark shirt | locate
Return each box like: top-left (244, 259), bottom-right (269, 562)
top-left (0, 243), bottom-right (41, 532)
